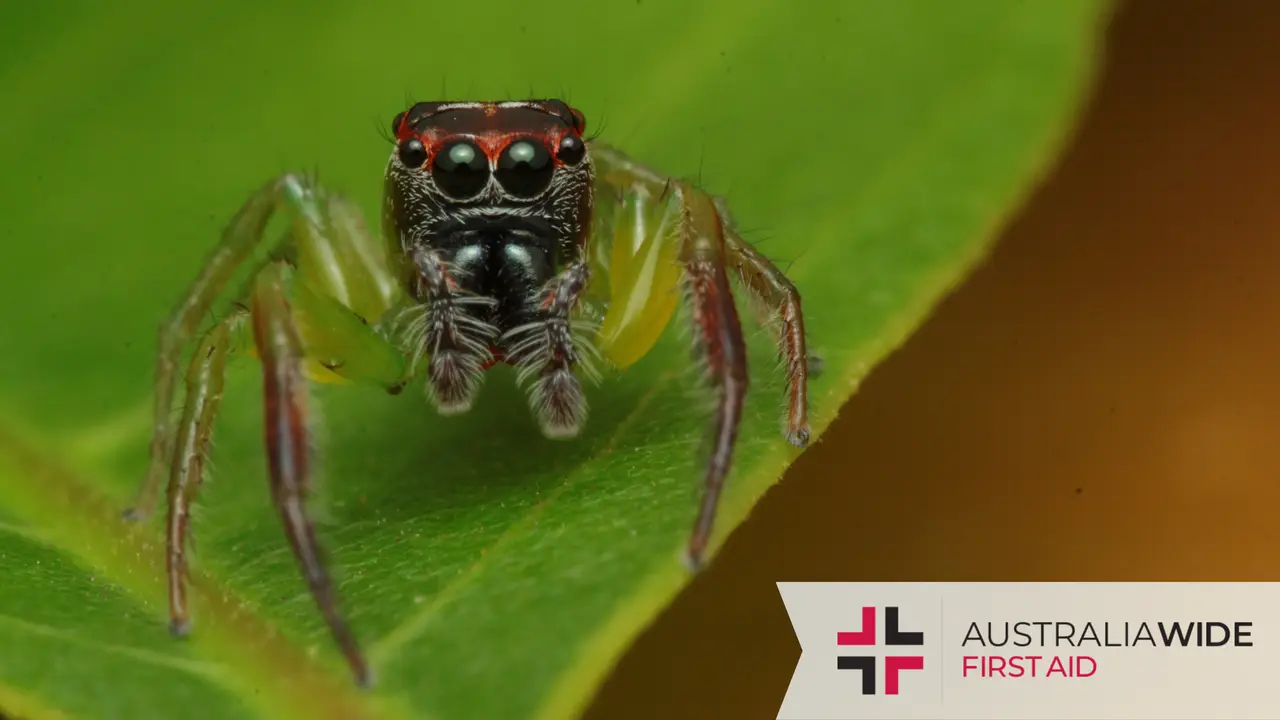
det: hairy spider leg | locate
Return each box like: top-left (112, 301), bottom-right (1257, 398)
top-left (400, 245), bottom-right (499, 415)
top-left (125, 173), bottom-right (410, 687)
top-left (127, 174), bottom-right (404, 519)
top-left (713, 197), bottom-right (812, 447)
top-left (675, 187), bottom-right (751, 569)
top-left (253, 260), bottom-right (375, 688)
top-left (501, 259), bottom-right (596, 438)
top-left (165, 309), bottom-right (246, 638)
top-left (588, 144), bottom-right (814, 569)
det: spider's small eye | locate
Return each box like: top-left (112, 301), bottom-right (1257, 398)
top-left (391, 111), bottom-right (407, 136)
top-left (398, 138), bottom-right (427, 168)
top-left (495, 139), bottom-right (554, 199)
top-left (430, 140), bottom-right (490, 199)
top-left (557, 134), bottom-right (586, 167)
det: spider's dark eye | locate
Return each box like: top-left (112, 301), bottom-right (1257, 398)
top-left (430, 140), bottom-right (490, 199)
top-left (495, 139), bottom-right (553, 198)
top-left (398, 137), bottom-right (427, 168)
top-left (391, 111), bottom-right (407, 136)
top-left (557, 134), bottom-right (586, 166)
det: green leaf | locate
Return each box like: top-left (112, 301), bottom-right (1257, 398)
top-left (0, 1), bottom-right (1110, 718)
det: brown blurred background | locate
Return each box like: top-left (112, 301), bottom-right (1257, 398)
top-left (586, 1), bottom-right (1280, 717)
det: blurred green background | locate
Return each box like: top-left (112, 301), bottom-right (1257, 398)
top-left (593, 1), bottom-right (1280, 718)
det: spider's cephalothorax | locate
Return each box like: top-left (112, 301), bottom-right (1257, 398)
top-left (382, 100), bottom-right (597, 435)
top-left (124, 98), bottom-right (816, 687)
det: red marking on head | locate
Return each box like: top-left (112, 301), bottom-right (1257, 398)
top-left (393, 100), bottom-right (587, 168)
top-left (473, 132), bottom-right (552, 164)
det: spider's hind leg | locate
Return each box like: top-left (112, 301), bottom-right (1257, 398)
top-left (712, 197), bottom-right (814, 447)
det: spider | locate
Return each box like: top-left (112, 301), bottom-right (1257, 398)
top-left (122, 99), bottom-right (814, 687)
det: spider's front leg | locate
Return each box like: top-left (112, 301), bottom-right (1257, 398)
top-left (589, 145), bottom-right (814, 569)
top-left (124, 174), bottom-right (407, 687)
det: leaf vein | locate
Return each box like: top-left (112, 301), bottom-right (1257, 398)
top-left (0, 613), bottom-right (229, 683)
top-left (368, 370), bottom-right (679, 669)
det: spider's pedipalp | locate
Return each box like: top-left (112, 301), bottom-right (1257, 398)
top-left (408, 247), bottom-right (500, 414)
top-left (503, 260), bottom-right (593, 438)
top-left (530, 366), bottom-right (589, 439)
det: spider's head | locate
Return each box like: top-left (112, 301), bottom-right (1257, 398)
top-left (383, 99), bottom-right (593, 247)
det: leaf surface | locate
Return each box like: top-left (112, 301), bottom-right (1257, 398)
top-left (0, 1), bottom-right (1110, 718)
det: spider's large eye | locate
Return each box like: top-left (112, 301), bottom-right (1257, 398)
top-left (430, 140), bottom-right (489, 199)
top-left (495, 139), bottom-right (553, 198)
top-left (398, 138), bottom-right (427, 168)
top-left (557, 134), bottom-right (586, 166)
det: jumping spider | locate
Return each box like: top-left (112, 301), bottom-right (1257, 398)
top-left (124, 99), bottom-right (814, 686)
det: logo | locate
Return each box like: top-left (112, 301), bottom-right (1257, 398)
top-left (837, 606), bottom-right (925, 695)
top-left (778, 582), bottom-right (1278, 719)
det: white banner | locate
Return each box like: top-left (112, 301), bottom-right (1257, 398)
top-left (776, 582), bottom-right (1277, 719)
